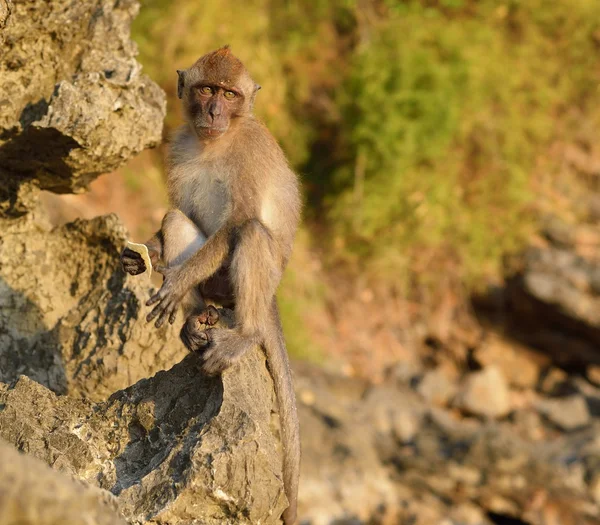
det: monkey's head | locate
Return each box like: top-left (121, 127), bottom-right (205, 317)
top-left (177, 46), bottom-right (261, 140)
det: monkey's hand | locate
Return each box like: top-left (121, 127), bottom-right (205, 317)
top-left (121, 246), bottom-right (160, 275)
top-left (121, 247), bottom-right (147, 275)
top-left (146, 265), bottom-right (189, 328)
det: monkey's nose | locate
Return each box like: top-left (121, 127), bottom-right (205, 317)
top-left (208, 101), bottom-right (222, 120)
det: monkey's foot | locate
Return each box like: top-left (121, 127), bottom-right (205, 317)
top-left (197, 305), bottom-right (220, 326)
top-left (180, 315), bottom-right (214, 352)
top-left (198, 329), bottom-right (253, 376)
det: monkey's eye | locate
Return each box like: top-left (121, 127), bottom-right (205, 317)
top-left (223, 91), bottom-right (237, 100)
top-left (199, 86), bottom-right (213, 95)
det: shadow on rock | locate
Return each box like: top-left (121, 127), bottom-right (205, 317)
top-left (107, 353), bottom-right (223, 497)
top-left (0, 276), bottom-right (67, 394)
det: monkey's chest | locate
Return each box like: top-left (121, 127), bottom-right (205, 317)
top-left (175, 172), bottom-right (230, 237)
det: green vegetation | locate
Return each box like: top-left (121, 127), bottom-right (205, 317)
top-left (131, 0), bottom-right (600, 353)
top-left (330, 0), bottom-right (600, 285)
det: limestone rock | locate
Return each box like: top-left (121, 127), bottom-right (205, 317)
top-left (458, 366), bottom-right (511, 419)
top-left (0, 211), bottom-right (188, 401)
top-left (0, 0), bottom-right (176, 401)
top-left (0, 0), bottom-right (166, 197)
top-left (0, 439), bottom-right (126, 525)
top-left (0, 347), bottom-right (287, 524)
top-left (0, 1), bottom-right (288, 524)
top-left (538, 395), bottom-right (591, 431)
top-left (474, 334), bottom-right (545, 390)
top-left (417, 367), bottom-right (457, 407)
top-left (0, 0), bottom-right (10, 44)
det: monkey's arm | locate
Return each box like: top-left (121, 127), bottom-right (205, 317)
top-left (146, 224), bottom-right (231, 327)
top-left (121, 231), bottom-right (163, 275)
top-left (145, 233), bottom-right (163, 263)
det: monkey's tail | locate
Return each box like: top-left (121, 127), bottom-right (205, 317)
top-left (263, 299), bottom-right (300, 525)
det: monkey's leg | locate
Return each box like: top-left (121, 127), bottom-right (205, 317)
top-left (197, 219), bottom-right (280, 375)
top-left (160, 209), bottom-right (208, 317)
top-left (191, 220), bottom-right (299, 525)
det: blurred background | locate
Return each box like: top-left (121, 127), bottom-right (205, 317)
top-left (42, 0), bottom-right (600, 378)
top-left (29, 0), bottom-right (600, 522)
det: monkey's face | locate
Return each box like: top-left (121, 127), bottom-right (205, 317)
top-left (188, 84), bottom-right (246, 139)
top-left (178, 47), bottom-right (260, 140)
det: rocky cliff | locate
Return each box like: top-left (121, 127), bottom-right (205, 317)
top-left (0, 1), bottom-right (287, 523)
top-left (3, 1), bottom-right (600, 525)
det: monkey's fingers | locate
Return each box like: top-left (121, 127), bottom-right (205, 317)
top-left (154, 264), bottom-right (169, 276)
top-left (146, 310), bottom-right (156, 323)
top-left (124, 259), bottom-right (147, 271)
top-left (121, 247), bottom-right (143, 261)
top-left (146, 303), bottom-right (166, 326)
top-left (155, 305), bottom-right (171, 328)
top-left (146, 301), bottom-right (163, 322)
top-left (169, 309), bottom-right (177, 325)
top-left (146, 291), bottom-right (163, 307)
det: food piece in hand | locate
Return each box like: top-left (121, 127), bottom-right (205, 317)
top-left (125, 241), bottom-right (153, 277)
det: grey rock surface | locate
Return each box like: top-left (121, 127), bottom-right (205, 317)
top-left (295, 364), bottom-right (600, 525)
top-left (0, 1), bottom-right (288, 523)
top-left (0, 206), bottom-right (188, 400)
top-left (0, 0), bottom-right (179, 401)
top-left (0, 439), bottom-right (127, 525)
top-left (0, 347), bottom-right (287, 524)
top-left (416, 367), bottom-right (457, 407)
top-left (539, 394), bottom-right (591, 431)
top-left (0, 0), bottom-right (166, 196)
top-left (508, 240), bottom-right (600, 367)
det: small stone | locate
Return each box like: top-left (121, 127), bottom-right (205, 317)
top-left (447, 462), bottom-right (481, 486)
top-left (450, 503), bottom-right (489, 525)
top-left (458, 366), bottom-right (511, 419)
top-left (392, 409), bottom-right (420, 444)
top-left (590, 474), bottom-right (600, 504)
top-left (539, 366), bottom-right (569, 395)
top-left (586, 365), bottom-right (600, 387)
top-left (474, 334), bottom-right (544, 390)
top-left (417, 368), bottom-right (457, 407)
top-left (538, 395), bottom-right (590, 431)
top-left (509, 389), bottom-right (539, 412)
top-left (386, 359), bottom-right (422, 385)
top-left (135, 399), bottom-right (156, 432)
top-left (511, 409), bottom-right (545, 441)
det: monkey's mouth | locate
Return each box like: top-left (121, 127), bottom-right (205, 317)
top-left (197, 124), bottom-right (228, 137)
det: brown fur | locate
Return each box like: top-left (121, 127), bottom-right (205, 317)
top-left (121, 46), bottom-right (301, 524)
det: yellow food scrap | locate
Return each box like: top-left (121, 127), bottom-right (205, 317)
top-left (126, 241), bottom-right (152, 277)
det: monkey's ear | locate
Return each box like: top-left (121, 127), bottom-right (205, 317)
top-left (177, 69), bottom-right (186, 99)
top-left (249, 84), bottom-right (261, 110)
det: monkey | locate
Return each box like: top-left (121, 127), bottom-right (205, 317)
top-left (120, 46), bottom-right (301, 525)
